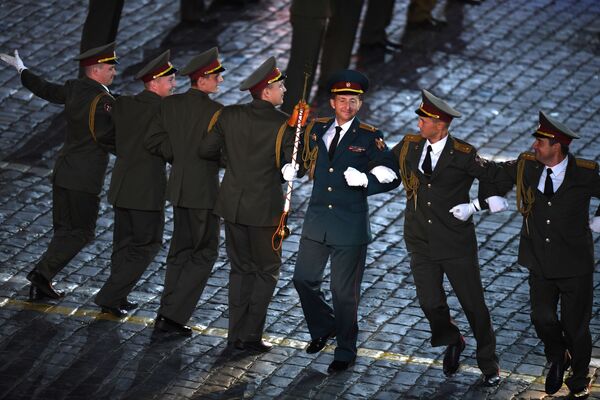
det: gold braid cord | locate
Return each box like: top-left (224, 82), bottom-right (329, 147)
top-left (301, 120), bottom-right (318, 180)
top-left (399, 140), bottom-right (420, 210)
top-left (207, 109), bottom-right (222, 132)
top-left (88, 92), bottom-right (113, 142)
top-left (274, 122), bottom-right (289, 169)
top-left (516, 158), bottom-right (535, 234)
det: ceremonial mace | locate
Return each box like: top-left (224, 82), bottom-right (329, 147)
top-left (272, 71), bottom-right (311, 251)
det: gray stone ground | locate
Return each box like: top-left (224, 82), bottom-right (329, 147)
top-left (0, 0), bottom-right (599, 399)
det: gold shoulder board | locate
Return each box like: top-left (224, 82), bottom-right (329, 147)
top-left (359, 122), bottom-right (377, 132)
top-left (314, 117), bottom-right (333, 123)
top-left (453, 139), bottom-right (473, 154)
top-left (520, 152), bottom-right (536, 161)
top-left (576, 158), bottom-right (598, 170)
top-left (404, 133), bottom-right (421, 143)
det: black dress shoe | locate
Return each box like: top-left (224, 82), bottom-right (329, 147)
top-left (120, 300), bottom-right (138, 311)
top-left (481, 372), bottom-right (501, 386)
top-left (545, 351), bottom-right (571, 394)
top-left (384, 38), bottom-right (403, 50)
top-left (154, 314), bottom-right (192, 336)
top-left (327, 358), bottom-right (355, 373)
top-left (242, 340), bottom-right (273, 353)
top-left (569, 386), bottom-right (590, 399)
top-left (443, 336), bottom-right (465, 376)
top-left (26, 271), bottom-right (64, 299)
top-left (100, 306), bottom-right (128, 318)
top-left (306, 331), bottom-right (335, 354)
top-left (406, 17), bottom-right (447, 31)
top-left (453, 0), bottom-right (482, 4)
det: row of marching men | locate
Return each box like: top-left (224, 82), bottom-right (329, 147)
top-left (1, 43), bottom-right (599, 398)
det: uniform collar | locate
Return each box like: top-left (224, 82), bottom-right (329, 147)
top-left (544, 154), bottom-right (568, 176)
top-left (426, 134), bottom-right (448, 155)
top-left (251, 98), bottom-right (276, 109)
top-left (188, 87), bottom-right (210, 98)
top-left (333, 117), bottom-right (355, 133)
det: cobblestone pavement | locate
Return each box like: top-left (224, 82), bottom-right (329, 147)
top-left (0, 0), bottom-right (599, 399)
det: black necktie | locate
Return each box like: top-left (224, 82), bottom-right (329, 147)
top-left (328, 126), bottom-right (342, 160)
top-left (422, 145), bottom-right (433, 176)
top-left (544, 168), bottom-right (554, 196)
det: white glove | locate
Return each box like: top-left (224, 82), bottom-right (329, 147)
top-left (369, 166), bottom-right (397, 184)
top-left (344, 167), bottom-right (369, 187)
top-left (0, 50), bottom-right (26, 73)
top-left (590, 216), bottom-right (600, 233)
top-left (486, 196), bottom-right (509, 213)
top-left (281, 162), bottom-right (299, 182)
top-left (449, 201), bottom-right (478, 221)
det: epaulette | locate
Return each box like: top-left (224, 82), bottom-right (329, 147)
top-left (313, 117), bottom-right (332, 124)
top-left (404, 133), bottom-right (421, 143)
top-left (519, 152), bottom-right (536, 161)
top-left (452, 139), bottom-right (473, 154)
top-left (359, 122), bottom-right (377, 132)
top-left (576, 158), bottom-right (598, 170)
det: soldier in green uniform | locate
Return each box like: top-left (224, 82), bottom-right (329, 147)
top-left (291, 69), bottom-right (400, 373)
top-left (145, 47), bottom-right (225, 336)
top-left (0, 43), bottom-right (118, 300)
top-left (494, 112), bottom-right (600, 399)
top-left (281, 0), bottom-right (332, 113)
top-left (199, 57), bottom-right (294, 352)
top-left (407, 0), bottom-right (482, 30)
top-left (390, 90), bottom-right (506, 386)
top-left (93, 51), bottom-right (178, 318)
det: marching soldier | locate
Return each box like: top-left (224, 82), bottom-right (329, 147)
top-left (0, 43), bottom-right (117, 300)
top-left (94, 50), bottom-right (177, 318)
top-left (390, 90), bottom-right (506, 385)
top-left (291, 70), bottom-right (399, 373)
top-left (199, 57), bottom-right (294, 352)
top-left (145, 47), bottom-right (225, 335)
top-left (495, 112), bottom-right (600, 399)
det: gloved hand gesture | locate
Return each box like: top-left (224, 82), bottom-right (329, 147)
top-left (449, 202), bottom-right (477, 221)
top-left (486, 196), bottom-right (509, 213)
top-left (0, 50), bottom-right (26, 73)
top-left (281, 162), bottom-right (299, 182)
top-left (369, 166), bottom-right (397, 184)
top-left (590, 216), bottom-right (600, 233)
top-left (344, 167), bottom-right (369, 187)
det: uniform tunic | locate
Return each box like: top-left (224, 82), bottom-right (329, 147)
top-left (21, 69), bottom-right (113, 280)
top-left (145, 88), bottom-right (222, 325)
top-left (390, 133), bottom-right (501, 375)
top-left (95, 90), bottom-right (167, 309)
top-left (499, 152), bottom-right (600, 392)
top-left (293, 117), bottom-right (399, 362)
top-left (200, 98), bottom-right (294, 342)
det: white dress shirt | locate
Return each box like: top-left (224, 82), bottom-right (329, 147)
top-left (418, 135), bottom-right (448, 174)
top-left (537, 155), bottom-right (568, 193)
top-left (323, 118), bottom-right (354, 150)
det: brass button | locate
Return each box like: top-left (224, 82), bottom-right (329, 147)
top-left (428, 219), bottom-right (432, 224)
top-left (427, 183), bottom-right (432, 188)
top-left (329, 167), bottom-right (334, 173)
top-left (547, 201), bottom-right (552, 206)
top-left (328, 204), bottom-right (333, 209)
top-left (427, 201), bottom-right (431, 206)
top-left (327, 187), bottom-right (333, 192)
top-left (545, 238), bottom-right (550, 243)
top-left (546, 219), bottom-right (550, 224)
